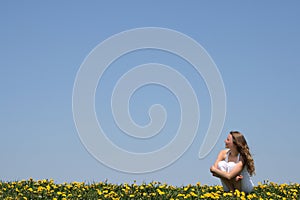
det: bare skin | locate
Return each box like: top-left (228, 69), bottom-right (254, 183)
top-left (210, 134), bottom-right (244, 191)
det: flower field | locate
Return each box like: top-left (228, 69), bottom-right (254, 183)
top-left (0, 179), bottom-right (299, 199)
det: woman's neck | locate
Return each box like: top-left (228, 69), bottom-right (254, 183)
top-left (229, 148), bottom-right (239, 156)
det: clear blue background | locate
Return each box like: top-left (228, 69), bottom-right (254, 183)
top-left (1, 1), bottom-right (299, 186)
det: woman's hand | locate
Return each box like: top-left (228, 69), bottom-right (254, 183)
top-left (210, 165), bottom-right (216, 173)
top-left (235, 174), bottom-right (243, 181)
top-left (210, 166), bottom-right (220, 178)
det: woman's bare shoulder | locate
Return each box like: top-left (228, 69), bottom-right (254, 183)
top-left (219, 149), bottom-right (229, 154)
top-left (217, 149), bottom-right (229, 159)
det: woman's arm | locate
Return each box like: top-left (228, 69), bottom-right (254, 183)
top-left (210, 161), bottom-right (244, 180)
top-left (210, 149), bottom-right (228, 177)
top-left (212, 149), bottom-right (228, 168)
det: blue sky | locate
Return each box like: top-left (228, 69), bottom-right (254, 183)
top-left (1, 1), bottom-right (300, 186)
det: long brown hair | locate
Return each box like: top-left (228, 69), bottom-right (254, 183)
top-left (230, 131), bottom-right (255, 176)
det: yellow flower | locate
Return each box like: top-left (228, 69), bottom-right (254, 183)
top-left (37, 186), bottom-right (44, 192)
top-left (157, 188), bottom-right (165, 195)
top-left (190, 191), bottom-right (197, 197)
top-left (234, 189), bottom-right (240, 197)
top-left (150, 192), bottom-right (157, 196)
top-left (46, 184), bottom-right (51, 191)
top-left (97, 189), bottom-right (102, 195)
top-left (223, 192), bottom-right (232, 197)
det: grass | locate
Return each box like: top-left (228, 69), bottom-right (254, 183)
top-left (0, 179), bottom-right (299, 199)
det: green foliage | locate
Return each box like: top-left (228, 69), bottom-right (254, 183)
top-left (0, 179), bottom-right (299, 199)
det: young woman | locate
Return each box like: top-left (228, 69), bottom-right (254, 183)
top-left (210, 131), bottom-right (255, 193)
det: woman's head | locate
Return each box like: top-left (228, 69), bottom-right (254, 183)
top-left (229, 131), bottom-right (248, 151)
top-left (228, 131), bottom-right (255, 176)
top-left (224, 133), bottom-right (238, 149)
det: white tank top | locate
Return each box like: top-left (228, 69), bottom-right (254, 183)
top-left (225, 150), bottom-right (254, 193)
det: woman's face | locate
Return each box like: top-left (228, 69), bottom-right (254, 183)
top-left (224, 134), bottom-right (234, 149)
